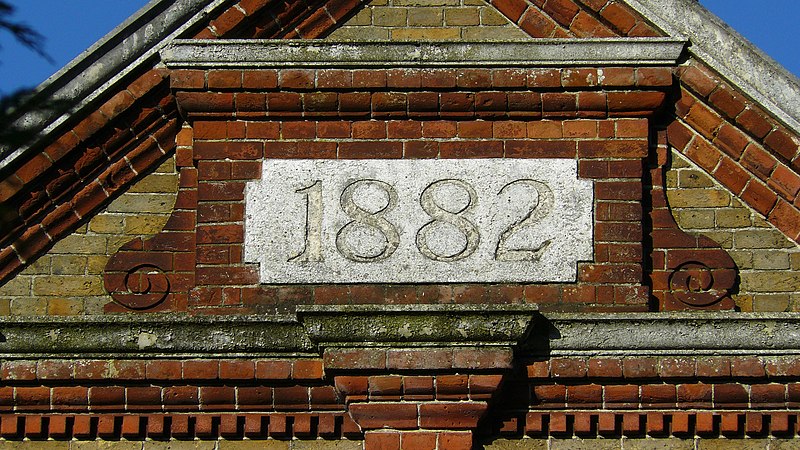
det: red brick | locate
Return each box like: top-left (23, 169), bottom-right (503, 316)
top-left (741, 179), bottom-right (778, 216)
top-left (736, 107), bottom-right (775, 139)
top-left (490, 0), bottom-right (527, 22)
top-left (765, 128), bottom-right (800, 161)
top-left (551, 358), bottom-right (587, 378)
top-left (731, 357), bottom-right (766, 378)
top-left (88, 386), bottom-right (125, 410)
top-left (623, 358), bottom-right (658, 378)
top-left (279, 69), bottom-right (314, 90)
top-left (714, 123), bottom-right (751, 159)
top-left (641, 384), bottom-right (676, 408)
top-left (402, 431), bottom-right (436, 450)
top-left (350, 402), bottom-right (418, 429)
top-left (242, 70), bottom-right (278, 89)
top-left (750, 384), bottom-right (786, 407)
top-left (578, 139), bottom-right (647, 158)
top-left (713, 157), bottom-right (750, 194)
top-left (714, 383), bottom-right (749, 407)
top-left (709, 84), bottom-right (746, 119)
top-left (588, 359), bottom-right (623, 378)
top-left (567, 384), bottom-right (603, 407)
top-left (419, 402), bottom-right (487, 429)
top-left (14, 387), bottom-right (50, 410)
top-left (518, 8), bottom-right (558, 38)
top-left (607, 91), bottom-right (666, 113)
top-left (339, 141), bottom-right (402, 158)
top-left (604, 385), bottom-right (639, 408)
top-left (256, 360), bottom-right (292, 380)
top-left (696, 357), bottom-right (731, 378)
top-left (676, 383), bottom-right (713, 409)
top-left (741, 143), bottom-right (778, 179)
top-left (440, 140), bottom-right (503, 158)
top-left (292, 359), bottom-right (324, 380)
top-left (388, 348), bottom-right (452, 370)
top-left (659, 357), bottom-right (695, 378)
top-left (506, 140), bottom-right (575, 158)
top-left (325, 348), bottom-right (386, 370)
top-left (353, 70), bottom-right (387, 89)
top-left (183, 360), bottom-right (219, 380)
top-left (369, 375), bottom-right (402, 399)
top-left (366, 431), bottom-right (400, 450)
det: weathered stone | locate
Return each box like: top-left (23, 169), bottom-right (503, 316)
top-left (246, 159), bottom-right (593, 284)
top-left (218, 441), bottom-right (290, 450)
top-left (622, 438), bottom-right (694, 449)
top-left (550, 438), bottom-right (622, 450)
top-left (695, 438), bottom-right (770, 449)
top-left (483, 438), bottom-right (548, 449)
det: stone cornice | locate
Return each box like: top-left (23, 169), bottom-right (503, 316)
top-left (3, 310), bottom-right (800, 358)
top-left (161, 39), bottom-right (687, 69)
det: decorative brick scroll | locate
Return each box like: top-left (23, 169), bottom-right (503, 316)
top-left (245, 159), bottom-right (593, 284)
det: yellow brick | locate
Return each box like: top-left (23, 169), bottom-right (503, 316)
top-left (678, 169), bottom-right (715, 188)
top-left (666, 189), bottom-right (729, 208)
top-left (346, 8), bottom-right (373, 26)
top-left (665, 170), bottom-right (678, 188)
top-left (0, 299), bottom-right (10, 316)
top-left (734, 294), bottom-right (754, 312)
top-left (464, 0), bottom-right (485, 5)
top-left (47, 298), bottom-right (84, 316)
top-left (674, 209), bottom-right (714, 229)
top-left (87, 256), bottom-right (110, 274)
top-left (735, 230), bottom-right (795, 249)
top-left (670, 152), bottom-right (691, 168)
top-left (407, 8), bottom-right (444, 26)
top-left (480, 7), bottom-right (512, 25)
top-left (0, 276), bottom-right (32, 296)
top-left (50, 235), bottom-right (107, 254)
top-left (728, 251), bottom-right (753, 270)
top-left (25, 256), bottom-right (51, 274)
top-left (445, 7), bottom-right (480, 26)
top-left (124, 215), bottom-right (171, 235)
top-left (373, 7), bottom-right (407, 26)
top-left (83, 297), bottom-right (110, 315)
top-left (33, 276), bottom-right (105, 296)
top-left (751, 214), bottom-right (772, 228)
top-left (393, 0), bottom-right (458, 5)
top-left (327, 26), bottom-right (391, 40)
top-left (484, 439), bottom-right (549, 449)
top-left (740, 272), bottom-right (800, 293)
top-left (792, 253), bottom-right (800, 270)
top-left (73, 223), bottom-right (88, 234)
top-left (391, 27), bottom-right (460, 40)
top-left (753, 294), bottom-right (791, 312)
top-left (462, 26), bottom-right (529, 40)
top-left (752, 250), bottom-right (791, 270)
top-left (105, 194), bottom-right (176, 214)
top-left (715, 208), bottom-right (751, 228)
top-left (51, 255), bottom-right (88, 275)
top-left (700, 231), bottom-right (733, 249)
top-left (10, 297), bottom-right (47, 316)
top-left (126, 174), bottom-right (179, 194)
top-left (154, 156), bottom-right (176, 174)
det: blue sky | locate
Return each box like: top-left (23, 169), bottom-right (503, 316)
top-left (0, 0), bottom-right (798, 96)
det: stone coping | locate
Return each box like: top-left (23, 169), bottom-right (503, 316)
top-left (2, 309), bottom-right (800, 358)
top-left (161, 39), bottom-right (687, 68)
top-left (623, 0), bottom-right (800, 135)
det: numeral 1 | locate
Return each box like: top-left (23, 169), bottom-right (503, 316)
top-left (289, 180), bottom-right (323, 263)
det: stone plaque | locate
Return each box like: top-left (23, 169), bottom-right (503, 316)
top-left (245, 159), bottom-right (593, 283)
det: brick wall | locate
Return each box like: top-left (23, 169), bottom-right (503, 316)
top-left (0, 157), bottom-right (178, 316)
top-left (326, 0), bottom-right (530, 41)
top-left (666, 151), bottom-right (800, 312)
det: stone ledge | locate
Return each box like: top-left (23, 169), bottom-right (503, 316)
top-left (3, 310), bottom-right (800, 358)
top-left (161, 39), bottom-right (687, 68)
